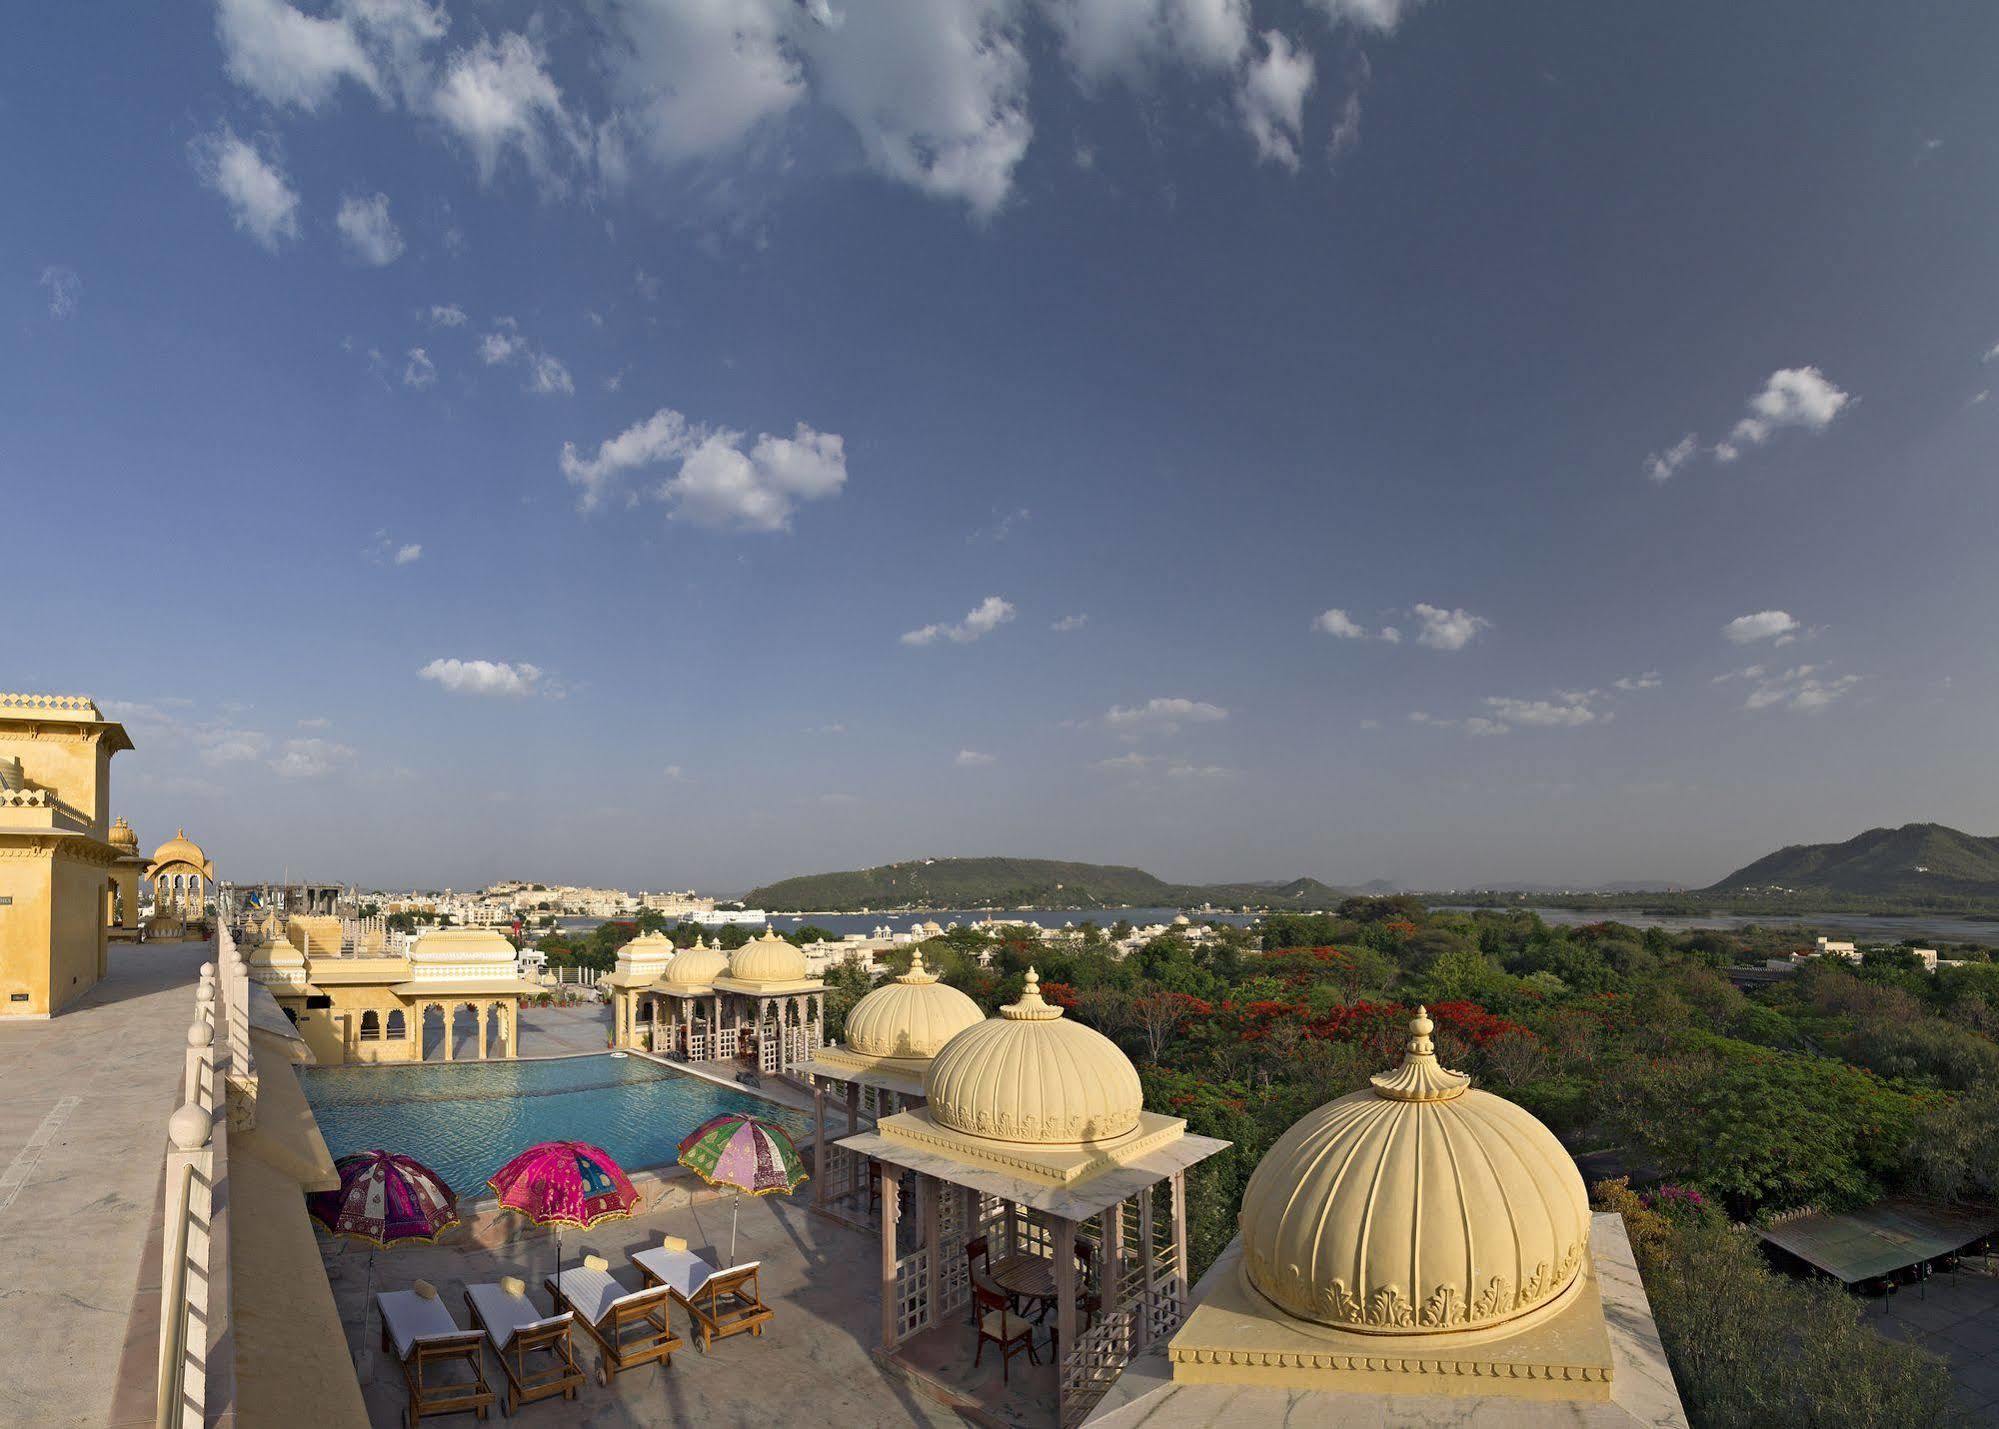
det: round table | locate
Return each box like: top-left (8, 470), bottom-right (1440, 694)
top-left (989, 1253), bottom-right (1056, 1304)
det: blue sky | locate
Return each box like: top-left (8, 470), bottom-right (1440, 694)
top-left (8, 1), bottom-right (1999, 892)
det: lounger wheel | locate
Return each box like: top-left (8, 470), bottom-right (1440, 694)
top-left (597, 1357), bottom-right (611, 1386)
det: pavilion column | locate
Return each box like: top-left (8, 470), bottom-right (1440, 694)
top-left (880, 1166), bottom-right (902, 1350)
top-left (1053, 1212), bottom-right (1079, 1381)
top-left (922, 1174), bottom-right (942, 1333)
top-left (1105, 1199), bottom-right (1125, 1313)
top-left (845, 1082), bottom-right (861, 1202)
top-left (813, 1079), bottom-right (828, 1208)
top-left (1170, 1170), bottom-right (1189, 1292)
top-left (477, 1004), bottom-right (488, 1060)
top-left (441, 1005), bottom-right (452, 1061)
top-left (1136, 1184), bottom-right (1156, 1350)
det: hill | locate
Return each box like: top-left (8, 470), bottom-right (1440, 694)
top-left (1707, 823), bottom-right (1999, 900)
top-left (744, 858), bottom-right (1345, 912)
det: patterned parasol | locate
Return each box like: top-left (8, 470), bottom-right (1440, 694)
top-left (489, 1140), bottom-right (641, 1298)
top-left (676, 1113), bottom-right (808, 1261)
top-left (306, 1150), bottom-right (459, 1248)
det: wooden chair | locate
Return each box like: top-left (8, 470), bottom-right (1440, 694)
top-left (1074, 1238), bottom-right (1103, 1331)
top-left (634, 1247), bottom-right (775, 1352)
top-left (376, 1290), bottom-right (496, 1427)
top-left (463, 1283), bottom-right (584, 1414)
top-left (972, 1280), bottom-right (1038, 1384)
top-left (544, 1264), bottom-right (681, 1384)
top-left (963, 1235), bottom-right (995, 1324)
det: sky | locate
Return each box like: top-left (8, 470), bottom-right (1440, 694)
top-left (8, 1), bottom-right (1999, 893)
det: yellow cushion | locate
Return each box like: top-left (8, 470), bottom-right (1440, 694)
top-left (661, 1234), bottom-right (687, 1252)
top-left (583, 1254), bottom-right (609, 1273)
top-left (499, 1275), bottom-right (526, 1298)
top-left (981, 1308), bottom-right (1028, 1341)
top-left (413, 1279), bottom-right (438, 1301)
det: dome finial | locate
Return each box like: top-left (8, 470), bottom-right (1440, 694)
top-left (898, 946), bottom-right (939, 985)
top-left (1370, 1003), bottom-right (1470, 1102)
top-left (1002, 965), bottom-right (1062, 1022)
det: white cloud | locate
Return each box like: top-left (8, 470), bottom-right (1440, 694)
top-left (955, 749), bottom-right (997, 767)
top-left (1460, 716), bottom-right (1509, 737)
top-left (1236, 30), bottom-right (1313, 170)
top-left (214, 0), bottom-right (382, 109)
top-left (1105, 696), bottom-right (1228, 731)
top-left (269, 736), bottom-right (353, 778)
top-left (1613, 671), bottom-right (1662, 691)
top-left (1312, 608), bottom-right (1368, 639)
top-left (1483, 694), bottom-right (1597, 729)
top-left (1378, 625), bottom-right (1402, 644)
top-left (1328, 85), bottom-right (1363, 162)
top-left (902, 596), bottom-right (1016, 647)
top-left (427, 303), bottom-right (467, 327)
top-left (1644, 433), bottom-right (1697, 483)
top-left (1723, 610), bottom-right (1799, 645)
top-left (336, 191), bottom-right (404, 264)
top-left (528, 352), bottom-right (574, 396)
top-left (39, 266), bottom-right (80, 318)
top-left (1412, 603), bottom-right (1490, 651)
top-left (1094, 750), bottom-right (1157, 772)
top-left (1052, 613), bottom-right (1089, 632)
top-left (200, 728), bottom-right (271, 766)
top-left (418, 658), bottom-right (544, 697)
top-left (432, 33), bottom-right (578, 185)
top-left (1725, 367), bottom-right (1851, 453)
top-left (561, 408), bottom-right (848, 531)
top-left (663, 764), bottom-right (686, 781)
top-left (1744, 665), bottom-right (1860, 715)
top-left (1048, 0), bottom-right (1250, 83)
top-left (402, 347), bottom-right (436, 388)
top-left (1164, 760), bottom-right (1230, 778)
top-left (189, 126), bottom-right (300, 250)
top-left (480, 325), bottom-right (525, 365)
top-left (393, 542), bottom-right (422, 564)
top-left (1310, 0), bottom-right (1423, 29)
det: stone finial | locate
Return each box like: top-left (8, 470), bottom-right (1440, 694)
top-left (187, 1020), bottom-right (213, 1049)
top-left (168, 1102), bottom-right (213, 1151)
top-left (1370, 1004), bottom-right (1471, 1103)
top-left (1001, 966), bottom-right (1063, 1022)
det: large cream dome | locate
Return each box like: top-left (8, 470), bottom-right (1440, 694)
top-left (1238, 1008), bottom-right (1589, 1337)
top-left (660, 941), bottom-right (729, 988)
top-left (727, 930), bottom-right (809, 984)
top-left (924, 968), bottom-right (1143, 1145)
top-left (844, 948), bottom-right (982, 1062)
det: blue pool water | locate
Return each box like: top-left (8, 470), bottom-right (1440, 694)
top-left (300, 1054), bottom-right (817, 1196)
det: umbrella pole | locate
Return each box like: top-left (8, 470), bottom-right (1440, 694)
top-left (731, 1191), bottom-right (740, 1263)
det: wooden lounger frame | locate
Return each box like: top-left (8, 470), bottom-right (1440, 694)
top-left (546, 1276), bottom-right (681, 1384)
top-left (464, 1292), bottom-right (585, 1414)
top-left (379, 1322), bottom-right (494, 1427)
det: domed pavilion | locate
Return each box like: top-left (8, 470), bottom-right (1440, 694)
top-left (608, 928), bottom-right (825, 1074)
top-left (145, 827), bottom-right (215, 937)
top-left (837, 968), bottom-right (1232, 1426)
top-left (1079, 1009), bottom-right (1687, 1427)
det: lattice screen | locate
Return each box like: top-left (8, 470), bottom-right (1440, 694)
top-left (893, 1248), bottom-right (933, 1343)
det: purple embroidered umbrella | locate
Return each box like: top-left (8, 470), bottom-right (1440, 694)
top-left (489, 1140), bottom-right (640, 1298)
top-left (307, 1150), bottom-right (460, 1248)
top-left (676, 1113), bottom-right (808, 1260)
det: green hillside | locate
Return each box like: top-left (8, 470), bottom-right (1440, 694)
top-left (1707, 823), bottom-right (1999, 899)
top-left (744, 857), bottom-right (1344, 912)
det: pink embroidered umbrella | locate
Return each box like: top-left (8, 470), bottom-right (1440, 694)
top-left (306, 1150), bottom-right (458, 1367)
top-left (489, 1140), bottom-right (640, 1297)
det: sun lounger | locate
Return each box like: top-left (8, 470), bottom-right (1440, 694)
top-left (633, 1248), bottom-right (775, 1352)
top-left (735, 1068), bottom-right (763, 1087)
top-left (544, 1263), bottom-right (681, 1382)
top-left (376, 1288), bottom-right (496, 1426)
top-left (463, 1282), bottom-right (584, 1414)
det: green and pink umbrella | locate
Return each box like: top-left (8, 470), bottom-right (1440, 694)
top-left (490, 1140), bottom-right (641, 1297)
top-left (676, 1113), bottom-right (808, 1260)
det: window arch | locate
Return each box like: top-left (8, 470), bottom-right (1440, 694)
top-left (360, 1011), bottom-right (381, 1041)
top-left (386, 1009), bottom-right (406, 1040)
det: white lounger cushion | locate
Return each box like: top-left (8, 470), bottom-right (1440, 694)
top-left (548, 1262), bottom-right (666, 1326)
top-left (631, 1246), bottom-right (716, 1299)
top-left (377, 1289), bottom-right (466, 1360)
top-left (465, 1282), bottom-right (571, 1350)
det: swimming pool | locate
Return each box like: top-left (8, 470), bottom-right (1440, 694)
top-left (300, 1054), bottom-right (818, 1197)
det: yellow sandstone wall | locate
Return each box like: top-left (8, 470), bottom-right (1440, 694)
top-left (0, 846), bottom-right (109, 1016)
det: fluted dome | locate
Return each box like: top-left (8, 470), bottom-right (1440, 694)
top-left (844, 949), bottom-right (983, 1062)
top-left (924, 969), bottom-right (1143, 1145)
top-left (614, 929), bottom-right (677, 977)
top-left (109, 816), bottom-right (139, 851)
top-left (727, 930), bottom-right (809, 984)
top-left (1238, 1008), bottom-right (1590, 1337)
top-left (661, 942), bottom-right (729, 988)
top-left (149, 828), bottom-right (210, 870)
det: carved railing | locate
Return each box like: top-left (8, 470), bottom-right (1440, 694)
top-left (1059, 1282), bottom-right (1187, 1427)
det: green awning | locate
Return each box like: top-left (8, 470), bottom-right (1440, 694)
top-left (1756, 1199), bottom-right (1999, 1283)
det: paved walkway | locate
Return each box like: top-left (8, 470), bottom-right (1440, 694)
top-left (1869, 1259), bottom-right (1999, 1420)
top-left (516, 999), bottom-right (614, 1057)
top-left (0, 940), bottom-right (212, 1428)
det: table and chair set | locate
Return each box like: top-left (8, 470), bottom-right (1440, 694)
top-left (962, 1233), bottom-right (1102, 1383)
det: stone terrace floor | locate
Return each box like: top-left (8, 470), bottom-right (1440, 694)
top-left (0, 939), bottom-right (213, 1429)
top-left (325, 1186), bottom-right (972, 1428)
top-left (1868, 1257), bottom-right (1999, 1421)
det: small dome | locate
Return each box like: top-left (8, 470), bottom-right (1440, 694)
top-left (661, 942), bottom-right (729, 988)
top-left (409, 928), bottom-right (515, 959)
top-left (150, 828), bottom-right (209, 869)
top-left (1237, 1008), bottom-right (1590, 1337)
top-left (614, 929), bottom-right (677, 975)
top-left (728, 930), bottom-right (809, 984)
top-left (109, 816), bottom-right (139, 851)
top-left (844, 949), bottom-right (983, 1062)
top-left (924, 969), bottom-right (1143, 1145)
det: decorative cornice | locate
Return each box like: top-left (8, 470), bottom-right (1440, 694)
top-left (1166, 1344), bottom-right (1610, 1382)
top-left (1242, 1237), bottom-right (1586, 1335)
top-left (0, 694), bottom-right (103, 717)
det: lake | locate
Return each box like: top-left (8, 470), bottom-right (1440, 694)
top-left (555, 907), bottom-right (1257, 938)
top-left (1445, 906), bottom-right (1999, 944)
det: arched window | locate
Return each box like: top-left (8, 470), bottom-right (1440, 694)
top-left (385, 1009), bottom-right (406, 1040)
top-left (360, 1011), bottom-right (381, 1041)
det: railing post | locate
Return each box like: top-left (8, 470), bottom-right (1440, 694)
top-left (183, 1019), bottom-right (215, 1115)
top-left (157, 1103), bottom-right (214, 1429)
top-left (196, 964), bottom-right (216, 1029)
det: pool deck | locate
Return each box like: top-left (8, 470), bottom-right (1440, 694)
top-left (324, 1181), bottom-right (967, 1428)
top-left (0, 939), bottom-right (214, 1429)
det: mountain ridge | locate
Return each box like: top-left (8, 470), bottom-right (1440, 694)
top-left (744, 857), bottom-right (1346, 912)
top-left (1706, 822), bottom-right (1999, 899)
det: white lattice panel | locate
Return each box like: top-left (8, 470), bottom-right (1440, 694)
top-left (893, 1248), bottom-right (932, 1343)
